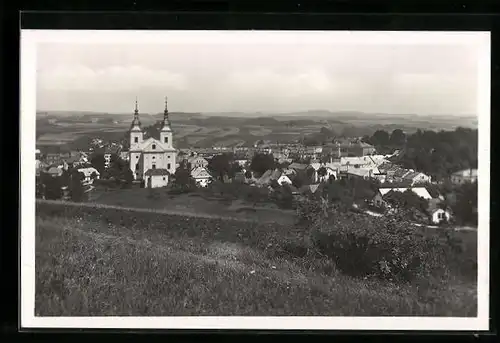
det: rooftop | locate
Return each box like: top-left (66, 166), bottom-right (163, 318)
top-left (144, 168), bottom-right (170, 176)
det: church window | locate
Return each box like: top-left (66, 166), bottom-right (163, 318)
top-left (136, 156), bottom-right (138, 159)
top-left (167, 163), bottom-right (171, 170)
top-left (134, 137), bottom-right (138, 143)
top-left (152, 164), bottom-right (156, 169)
top-left (152, 156), bottom-right (155, 159)
top-left (164, 137), bottom-right (168, 143)
top-left (163, 177), bottom-right (166, 181)
top-left (135, 163), bottom-right (139, 170)
top-left (152, 144), bottom-right (156, 150)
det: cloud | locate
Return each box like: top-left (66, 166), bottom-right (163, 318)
top-left (224, 69), bottom-right (333, 97)
top-left (38, 64), bottom-right (188, 92)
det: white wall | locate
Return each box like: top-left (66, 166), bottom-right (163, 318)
top-left (148, 174), bottom-right (169, 188)
top-left (431, 209), bottom-right (451, 224)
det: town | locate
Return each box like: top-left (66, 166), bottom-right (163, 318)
top-left (35, 96), bottom-right (478, 229)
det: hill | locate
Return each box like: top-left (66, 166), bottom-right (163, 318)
top-left (35, 200), bottom-right (477, 317)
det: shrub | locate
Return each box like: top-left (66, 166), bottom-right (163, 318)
top-left (308, 209), bottom-right (450, 282)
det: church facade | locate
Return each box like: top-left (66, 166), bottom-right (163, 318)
top-left (128, 97), bottom-right (177, 187)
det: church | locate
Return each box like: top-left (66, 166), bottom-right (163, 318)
top-left (128, 97), bottom-right (177, 188)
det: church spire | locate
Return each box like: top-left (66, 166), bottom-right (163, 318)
top-left (131, 96), bottom-right (141, 130)
top-left (161, 96), bottom-right (172, 132)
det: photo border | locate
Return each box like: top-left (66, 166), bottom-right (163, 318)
top-left (20, 29), bottom-right (491, 331)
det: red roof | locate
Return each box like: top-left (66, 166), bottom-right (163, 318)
top-left (144, 168), bottom-right (170, 176)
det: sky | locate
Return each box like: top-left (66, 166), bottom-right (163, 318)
top-left (35, 33), bottom-right (483, 115)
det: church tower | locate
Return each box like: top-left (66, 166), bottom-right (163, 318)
top-left (160, 96), bottom-right (173, 149)
top-left (130, 97), bottom-right (144, 149)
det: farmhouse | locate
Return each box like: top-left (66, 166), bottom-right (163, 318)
top-left (451, 168), bottom-right (478, 184)
top-left (128, 97), bottom-right (177, 187)
top-left (188, 156), bottom-right (209, 169)
top-left (190, 166), bottom-right (212, 187)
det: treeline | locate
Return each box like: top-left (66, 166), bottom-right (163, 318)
top-left (362, 127), bottom-right (477, 180)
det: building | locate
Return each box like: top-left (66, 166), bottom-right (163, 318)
top-left (190, 166), bottom-right (212, 187)
top-left (144, 169), bottom-right (170, 188)
top-left (256, 169), bottom-right (292, 187)
top-left (372, 186), bottom-right (433, 208)
top-left (47, 166), bottom-right (63, 178)
top-left (308, 162), bottom-right (338, 183)
top-left (128, 97), bottom-right (177, 187)
top-left (187, 156), bottom-right (209, 169)
top-left (451, 168), bottom-right (478, 184)
top-left (77, 167), bottom-right (100, 185)
top-left (402, 171), bottom-right (432, 185)
top-left (104, 145), bottom-right (122, 169)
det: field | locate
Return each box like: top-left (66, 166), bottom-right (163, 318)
top-left (35, 200), bottom-right (477, 316)
top-left (36, 110), bottom-right (478, 150)
top-left (89, 187), bottom-right (297, 225)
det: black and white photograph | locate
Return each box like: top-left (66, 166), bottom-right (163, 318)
top-left (21, 30), bottom-right (490, 330)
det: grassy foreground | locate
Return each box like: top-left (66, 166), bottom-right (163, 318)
top-left (35, 201), bottom-right (477, 316)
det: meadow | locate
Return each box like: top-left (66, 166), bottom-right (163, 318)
top-left (35, 200), bottom-right (477, 317)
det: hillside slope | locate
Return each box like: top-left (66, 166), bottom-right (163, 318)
top-left (35, 201), bottom-right (477, 316)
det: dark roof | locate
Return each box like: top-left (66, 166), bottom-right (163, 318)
top-left (144, 168), bottom-right (170, 176)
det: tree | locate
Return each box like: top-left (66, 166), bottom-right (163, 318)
top-left (371, 130), bottom-right (390, 147)
top-left (173, 166), bottom-right (197, 190)
top-left (292, 171), bottom-right (310, 188)
top-left (69, 170), bottom-right (85, 202)
top-left (90, 152), bottom-right (106, 174)
top-left (389, 129), bottom-right (406, 146)
top-left (317, 166), bottom-right (327, 182)
top-left (244, 170), bottom-right (252, 179)
top-left (41, 173), bottom-right (63, 200)
top-left (108, 155), bottom-right (134, 187)
top-left (250, 153), bottom-right (276, 177)
top-left (208, 153), bottom-right (233, 181)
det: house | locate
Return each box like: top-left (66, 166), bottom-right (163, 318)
top-left (331, 141), bottom-right (376, 157)
top-left (128, 97), bottom-right (177, 181)
top-left (368, 155), bottom-right (390, 167)
top-left (282, 168), bottom-right (297, 177)
top-left (144, 168), bottom-right (170, 188)
top-left (346, 167), bottom-right (380, 180)
top-left (340, 156), bottom-right (375, 169)
top-left (429, 208), bottom-right (452, 224)
top-left (451, 168), bottom-right (478, 184)
top-left (308, 163), bottom-right (338, 183)
top-left (47, 166), bottom-right (63, 178)
top-left (256, 169), bottom-right (292, 187)
top-left (119, 151), bottom-right (129, 162)
top-left (235, 159), bottom-right (248, 167)
top-left (77, 167), bottom-right (100, 185)
top-left (190, 166), bottom-right (212, 187)
top-left (427, 199), bottom-right (452, 224)
top-left (188, 156), bottom-right (209, 170)
top-left (372, 186), bottom-right (433, 208)
top-left (402, 171), bottom-right (432, 185)
top-left (104, 145), bottom-right (122, 169)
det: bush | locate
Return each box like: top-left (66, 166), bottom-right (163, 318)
top-left (309, 210), bottom-right (450, 282)
top-left (295, 198), bottom-right (475, 282)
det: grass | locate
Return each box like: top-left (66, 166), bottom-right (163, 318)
top-left (35, 201), bottom-right (477, 317)
top-left (91, 187), bottom-right (297, 225)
